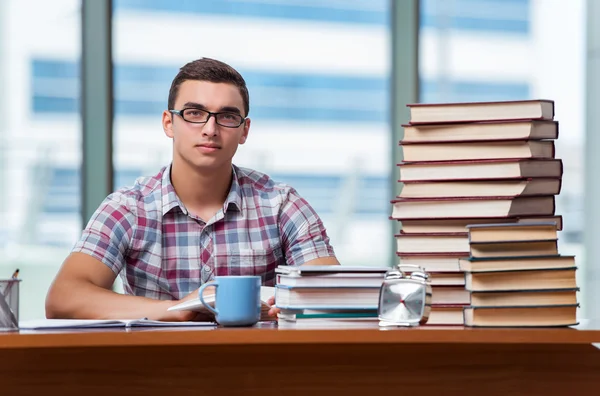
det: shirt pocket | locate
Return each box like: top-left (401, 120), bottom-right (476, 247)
top-left (220, 245), bottom-right (282, 285)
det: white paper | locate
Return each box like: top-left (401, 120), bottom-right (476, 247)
top-left (168, 286), bottom-right (275, 312)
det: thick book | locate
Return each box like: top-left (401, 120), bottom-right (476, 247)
top-left (464, 267), bottom-right (577, 292)
top-left (274, 285), bottom-right (380, 310)
top-left (431, 285), bottom-right (471, 305)
top-left (459, 255), bottom-right (576, 273)
top-left (277, 317), bottom-right (379, 329)
top-left (275, 266), bottom-right (390, 275)
top-left (397, 255), bottom-right (462, 272)
top-left (400, 140), bottom-right (554, 162)
top-left (470, 239), bottom-right (558, 258)
top-left (469, 239), bottom-right (559, 259)
top-left (18, 318), bottom-right (216, 330)
top-left (469, 288), bottom-right (579, 307)
top-left (401, 120), bottom-right (558, 143)
top-left (391, 196), bottom-right (555, 219)
top-left (398, 158), bottom-right (563, 182)
top-left (276, 273), bottom-right (385, 288)
top-left (398, 178), bottom-right (561, 199)
top-left (463, 304), bottom-right (578, 328)
top-left (395, 233), bottom-right (469, 255)
top-left (467, 222), bottom-right (559, 243)
top-left (277, 309), bottom-right (379, 321)
top-left (423, 272), bottom-right (465, 286)
top-left (427, 304), bottom-right (466, 326)
top-left (407, 99), bottom-right (554, 124)
top-left (396, 216), bottom-right (563, 233)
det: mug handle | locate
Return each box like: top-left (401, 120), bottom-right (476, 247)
top-left (198, 281), bottom-right (219, 316)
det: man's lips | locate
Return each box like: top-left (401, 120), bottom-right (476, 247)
top-left (195, 144), bottom-right (221, 154)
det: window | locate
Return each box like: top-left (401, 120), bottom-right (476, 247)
top-left (0, 0), bottom-right (81, 320)
top-left (418, 0), bottom-right (585, 260)
top-left (112, 0), bottom-right (392, 266)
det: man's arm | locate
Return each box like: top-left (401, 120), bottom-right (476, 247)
top-left (45, 193), bottom-right (206, 322)
top-left (301, 256), bottom-right (340, 265)
top-left (45, 252), bottom-right (200, 321)
top-left (267, 188), bottom-right (340, 316)
top-left (278, 187), bottom-right (339, 267)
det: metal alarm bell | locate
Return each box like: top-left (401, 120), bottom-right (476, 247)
top-left (377, 264), bottom-right (432, 327)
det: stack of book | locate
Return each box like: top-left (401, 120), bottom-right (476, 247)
top-left (391, 99), bottom-right (564, 325)
top-left (274, 265), bottom-right (388, 328)
top-left (460, 222), bottom-right (578, 327)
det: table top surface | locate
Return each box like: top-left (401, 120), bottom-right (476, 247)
top-left (0, 320), bottom-right (599, 349)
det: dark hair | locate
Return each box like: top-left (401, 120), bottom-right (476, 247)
top-left (168, 58), bottom-right (250, 116)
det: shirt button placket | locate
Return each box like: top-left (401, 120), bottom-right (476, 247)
top-left (199, 223), bottom-right (213, 283)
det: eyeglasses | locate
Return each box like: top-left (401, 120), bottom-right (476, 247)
top-left (169, 108), bottom-right (245, 128)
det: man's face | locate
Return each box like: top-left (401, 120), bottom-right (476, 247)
top-left (163, 80), bottom-right (250, 171)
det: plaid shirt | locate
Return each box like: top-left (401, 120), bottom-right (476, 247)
top-left (72, 164), bottom-right (335, 300)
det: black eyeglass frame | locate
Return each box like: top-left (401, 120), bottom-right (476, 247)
top-left (169, 108), bottom-right (246, 128)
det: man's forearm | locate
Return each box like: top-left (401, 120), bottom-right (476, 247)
top-left (301, 256), bottom-right (340, 266)
top-left (45, 280), bottom-right (182, 321)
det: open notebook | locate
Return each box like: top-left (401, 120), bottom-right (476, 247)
top-left (19, 318), bottom-right (216, 330)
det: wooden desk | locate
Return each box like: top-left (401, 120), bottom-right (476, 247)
top-left (1, 322), bottom-right (600, 395)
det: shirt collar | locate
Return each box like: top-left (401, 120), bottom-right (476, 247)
top-left (224, 165), bottom-right (243, 213)
top-left (161, 164), bottom-right (243, 216)
top-left (161, 165), bottom-right (187, 216)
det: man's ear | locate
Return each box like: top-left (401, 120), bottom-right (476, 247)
top-left (162, 110), bottom-right (174, 138)
top-left (240, 118), bottom-right (251, 144)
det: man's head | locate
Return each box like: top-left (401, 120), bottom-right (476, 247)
top-left (168, 58), bottom-right (249, 117)
top-left (163, 58), bottom-right (251, 172)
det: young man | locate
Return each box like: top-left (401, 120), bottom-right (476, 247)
top-left (45, 58), bottom-right (339, 321)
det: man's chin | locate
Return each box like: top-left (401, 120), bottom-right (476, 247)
top-left (174, 151), bottom-right (231, 172)
top-left (188, 158), bottom-right (229, 172)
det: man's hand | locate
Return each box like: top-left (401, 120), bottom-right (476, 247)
top-left (267, 296), bottom-right (279, 318)
top-left (163, 286), bottom-right (215, 322)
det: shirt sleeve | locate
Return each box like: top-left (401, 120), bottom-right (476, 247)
top-left (279, 187), bottom-right (336, 266)
top-left (71, 191), bottom-right (136, 275)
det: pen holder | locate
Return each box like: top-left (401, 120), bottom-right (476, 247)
top-left (0, 278), bottom-right (21, 331)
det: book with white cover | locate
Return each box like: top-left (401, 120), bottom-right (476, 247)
top-left (275, 266), bottom-right (390, 276)
top-left (274, 285), bottom-right (380, 310)
top-left (276, 273), bottom-right (385, 288)
top-left (19, 318), bottom-right (216, 330)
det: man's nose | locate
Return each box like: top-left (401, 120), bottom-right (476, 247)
top-left (202, 115), bottom-right (218, 136)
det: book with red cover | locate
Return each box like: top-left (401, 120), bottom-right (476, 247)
top-left (400, 119), bottom-right (558, 143)
top-left (397, 177), bottom-right (562, 199)
top-left (390, 196), bottom-right (555, 219)
top-left (404, 271), bottom-right (466, 286)
top-left (397, 252), bottom-right (468, 257)
top-left (469, 239), bottom-right (559, 259)
top-left (397, 158), bottom-right (563, 181)
top-left (398, 139), bottom-right (555, 162)
top-left (393, 215), bottom-right (564, 233)
top-left (396, 255), bottom-right (463, 272)
top-left (430, 285), bottom-right (471, 305)
top-left (426, 304), bottom-right (467, 326)
top-left (406, 99), bottom-right (554, 125)
top-left (463, 304), bottom-right (578, 328)
top-left (395, 232), bottom-right (469, 255)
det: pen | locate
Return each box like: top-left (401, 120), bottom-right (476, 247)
top-left (3, 269), bottom-right (19, 296)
